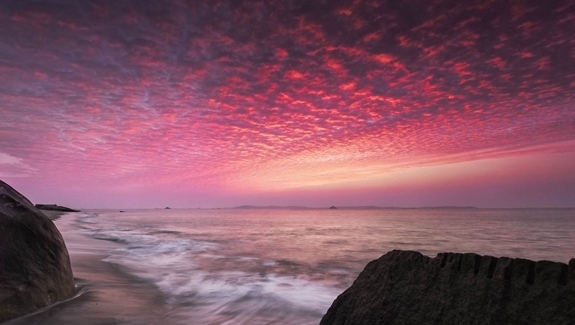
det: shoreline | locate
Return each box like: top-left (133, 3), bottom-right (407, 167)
top-left (4, 208), bottom-right (573, 324)
top-left (4, 212), bottom-right (167, 325)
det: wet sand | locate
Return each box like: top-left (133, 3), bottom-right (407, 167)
top-left (4, 212), bottom-right (167, 325)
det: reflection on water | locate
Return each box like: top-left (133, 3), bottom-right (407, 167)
top-left (77, 208), bottom-right (575, 325)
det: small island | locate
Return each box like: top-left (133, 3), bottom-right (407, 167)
top-left (329, 206), bottom-right (338, 209)
top-left (35, 204), bottom-right (80, 212)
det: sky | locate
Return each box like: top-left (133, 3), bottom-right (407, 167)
top-left (0, 0), bottom-right (574, 208)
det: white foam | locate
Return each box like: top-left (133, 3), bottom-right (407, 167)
top-left (78, 212), bottom-right (344, 325)
top-left (100, 232), bottom-right (338, 322)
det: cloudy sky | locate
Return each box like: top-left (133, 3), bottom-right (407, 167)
top-left (1, 0), bottom-right (574, 208)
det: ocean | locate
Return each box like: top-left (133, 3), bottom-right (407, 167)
top-left (21, 208), bottom-right (575, 325)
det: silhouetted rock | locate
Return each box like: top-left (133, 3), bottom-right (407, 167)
top-left (329, 206), bottom-right (338, 209)
top-left (0, 180), bottom-right (75, 322)
top-left (320, 250), bottom-right (575, 325)
top-left (35, 204), bottom-right (80, 212)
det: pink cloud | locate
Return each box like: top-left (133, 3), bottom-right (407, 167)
top-left (0, 0), bottom-right (574, 207)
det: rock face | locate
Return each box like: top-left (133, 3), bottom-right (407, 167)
top-left (0, 180), bottom-right (75, 322)
top-left (34, 204), bottom-right (79, 212)
top-left (320, 250), bottom-right (575, 325)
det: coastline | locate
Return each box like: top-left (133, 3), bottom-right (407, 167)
top-left (4, 212), bottom-right (167, 325)
top-left (3, 208), bottom-right (573, 324)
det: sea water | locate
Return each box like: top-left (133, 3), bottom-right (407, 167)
top-left (73, 208), bottom-right (575, 325)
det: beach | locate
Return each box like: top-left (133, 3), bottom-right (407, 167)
top-left (5, 211), bottom-right (166, 325)
top-left (5, 208), bottom-right (575, 325)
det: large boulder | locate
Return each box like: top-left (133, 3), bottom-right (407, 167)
top-left (0, 180), bottom-right (75, 322)
top-left (321, 250), bottom-right (575, 325)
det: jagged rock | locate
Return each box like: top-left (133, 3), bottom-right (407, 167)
top-left (0, 180), bottom-right (75, 322)
top-left (320, 250), bottom-right (575, 325)
top-left (34, 204), bottom-right (79, 212)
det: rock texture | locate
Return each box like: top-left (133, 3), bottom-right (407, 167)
top-left (0, 180), bottom-right (75, 322)
top-left (321, 250), bottom-right (575, 325)
top-left (34, 204), bottom-right (79, 212)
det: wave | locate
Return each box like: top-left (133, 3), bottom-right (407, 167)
top-left (78, 212), bottom-right (342, 325)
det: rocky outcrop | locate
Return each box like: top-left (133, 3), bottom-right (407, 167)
top-left (0, 180), bottom-right (75, 322)
top-left (321, 250), bottom-right (575, 325)
top-left (34, 204), bottom-right (79, 212)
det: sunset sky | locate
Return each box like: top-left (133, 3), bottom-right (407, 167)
top-left (1, 0), bottom-right (574, 208)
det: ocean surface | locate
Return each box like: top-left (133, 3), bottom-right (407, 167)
top-left (69, 208), bottom-right (574, 325)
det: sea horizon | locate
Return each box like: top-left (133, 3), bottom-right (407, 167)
top-left (67, 206), bottom-right (575, 211)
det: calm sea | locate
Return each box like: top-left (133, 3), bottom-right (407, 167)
top-left (74, 208), bottom-right (575, 325)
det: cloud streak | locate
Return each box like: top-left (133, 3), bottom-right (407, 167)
top-left (0, 152), bottom-right (36, 177)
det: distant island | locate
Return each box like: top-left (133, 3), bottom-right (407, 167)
top-left (234, 205), bottom-right (312, 210)
top-left (35, 204), bottom-right (80, 212)
top-left (233, 205), bottom-right (477, 210)
top-left (413, 206), bottom-right (478, 210)
top-left (335, 206), bottom-right (478, 210)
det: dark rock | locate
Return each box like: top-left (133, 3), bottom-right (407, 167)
top-left (320, 250), bottom-right (575, 325)
top-left (34, 204), bottom-right (80, 212)
top-left (329, 206), bottom-right (338, 209)
top-left (0, 180), bottom-right (75, 322)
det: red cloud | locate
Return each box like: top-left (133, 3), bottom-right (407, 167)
top-left (0, 0), bottom-right (573, 198)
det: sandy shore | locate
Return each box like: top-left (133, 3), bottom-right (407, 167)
top-left (4, 212), bottom-right (168, 325)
